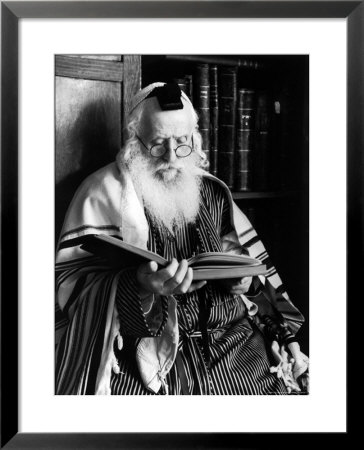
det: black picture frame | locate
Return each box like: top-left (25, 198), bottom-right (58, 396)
top-left (1, 1), bottom-right (359, 448)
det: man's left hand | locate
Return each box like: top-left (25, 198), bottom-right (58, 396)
top-left (218, 276), bottom-right (253, 295)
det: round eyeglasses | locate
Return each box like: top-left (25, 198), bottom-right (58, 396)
top-left (136, 135), bottom-right (194, 158)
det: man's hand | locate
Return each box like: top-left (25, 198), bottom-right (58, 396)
top-left (136, 258), bottom-right (207, 297)
top-left (218, 276), bottom-right (252, 295)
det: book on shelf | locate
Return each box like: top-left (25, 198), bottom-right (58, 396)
top-left (61, 234), bottom-right (267, 281)
top-left (184, 74), bottom-right (193, 103)
top-left (235, 88), bottom-right (255, 191)
top-left (194, 64), bottom-right (211, 166)
top-left (174, 75), bottom-right (193, 103)
top-left (272, 88), bottom-right (290, 190)
top-left (209, 65), bottom-right (219, 177)
top-left (173, 77), bottom-right (188, 95)
top-left (217, 66), bottom-right (237, 189)
top-left (253, 90), bottom-right (271, 191)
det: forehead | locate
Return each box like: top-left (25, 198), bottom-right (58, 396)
top-left (140, 98), bottom-right (194, 140)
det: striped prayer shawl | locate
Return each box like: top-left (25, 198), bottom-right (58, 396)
top-left (55, 162), bottom-right (304, 394)
top-left (110, 179), bottom-right (287, 394)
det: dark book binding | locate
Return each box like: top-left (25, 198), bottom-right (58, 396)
top-left (277, 88), bottom-right (294, 190)
top-left (217, 67), bottom-right (237, 189)
top-left (270, 89), bottom-right (290, 190)
top-left (173, 77), bottom-right (187, 95)
top-left (209, 65), bottom-right (219, 177)
top-left (235, 88), bottom-right (255, 191)
top-left (195, 64), bottom-right (210, 166)
top-left (253, 90), bottom-right (271, 191)
top-left (184, 74), bottom-right (193, 103)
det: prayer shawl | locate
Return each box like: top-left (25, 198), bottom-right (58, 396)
top-left (55, 162), bottom-right (304, 395)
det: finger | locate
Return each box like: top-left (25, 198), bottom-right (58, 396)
top-left (166, 263), bottom-right (191, 294)
top-left (230, 286), bottom-right (247, 293)
top-left (238, 277), bottom-right (252, 287)
top-left (230, 286), bottom-right (250, 295)
top-left (239, 277), bottom-right (252, 288)
top-left (157, 258), bottom-right (179, 283)
top-left (187, 279), bottom-right (207, 293)
top-left (172, 260), bottom-right (190, 285)
top-left (136, 261), bottom-right (159, 295)
top-left (140, 260), bottom-right (159, 275)
top-left (230, 290), bottom-right (245, 296)
top-left (136, 261), bottom-right (158, 286)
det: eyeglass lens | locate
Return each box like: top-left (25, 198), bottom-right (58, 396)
top-left (150, 144), bottom-right (192, 158)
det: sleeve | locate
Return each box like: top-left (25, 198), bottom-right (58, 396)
top-left (222, 197), bottom-right (305, 336)
top-left (245, 276), bottom-right (302, 345)
top-left (55, 252), bottom-right (119, 394)
top-left (115, 268), bottom-right (169, 337)
top-left (55, 248), bottom-right (169, 394)
top-left (220, 190), bottom-right (235, 238)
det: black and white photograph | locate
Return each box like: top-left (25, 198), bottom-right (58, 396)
top-left (55, 54), bottom-right (309, 396)
top-left (1, 0), bottom-right (356, 444)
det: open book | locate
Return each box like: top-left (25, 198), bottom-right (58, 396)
top-left (63, 234), bottom-right (267, 280)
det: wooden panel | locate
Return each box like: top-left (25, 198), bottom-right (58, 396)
top-left (66, 55), bottom-right (122, 61)
top-left (55, 76), bottom-right (122, 239)
top-left (55, 55), bottom-right (123, 82)
top-left (122, 55), bottom-right (141, 130)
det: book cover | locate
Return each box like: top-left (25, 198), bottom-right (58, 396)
top-left (272, 88), bottom-right (292, 190)
top-left (235, 88), bottom-right (255, 191)
top-left (209, 65), bottom-right (219, 177)
top-left (61, 234), bottom-right (267, 281)
top-left (173, 77), bottom-right (188, 96)
top-left (253, 90), bottom-right (271, 191)
top-left (217, 67), bottom-right (237, 189)
top-left (184, 74), bottom-right (193, 103)
top-left (195, 64), bottom-right (211, 166)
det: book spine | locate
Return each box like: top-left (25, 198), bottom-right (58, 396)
top-left (271, 89), bottom-right (290, 190)
top-left (253, 90), bottom-right (271, 191)
top-left (209, 65), bottom-right (219, 177)
top-left (235, 88), bottom-right (255, 191)
top-left (173, 77), bottom-right (187, 95)
top-left (278, 88), bottom-right (294, 190)
top-left (195, 64), bottom-right (210, 166)
top-left (217, 67), bottom-right (237, 189)
top-left (184, 74), bottom-right (193, 103)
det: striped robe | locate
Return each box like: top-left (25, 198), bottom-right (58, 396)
top-left (55, 162), bottom-right (305, 395)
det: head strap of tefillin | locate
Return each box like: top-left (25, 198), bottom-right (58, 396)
top-left (145, 82), bottom-right (184, 111)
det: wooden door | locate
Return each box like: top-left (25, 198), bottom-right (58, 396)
top-left (55, 55), bottom-right (141, 240)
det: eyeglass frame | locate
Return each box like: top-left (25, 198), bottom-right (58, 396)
top-left (136, 134), bottom-right (194, 158)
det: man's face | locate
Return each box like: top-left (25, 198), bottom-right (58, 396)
top-left (138, 98), bottom-right (195, 183)
top-left (127, 98), bottom-right (202, 230)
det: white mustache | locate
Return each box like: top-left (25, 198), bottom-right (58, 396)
top-left (155, 163), bottom-right (182, 172)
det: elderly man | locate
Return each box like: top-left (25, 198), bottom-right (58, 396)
top-left (55, 82), bottom-right (308, 395)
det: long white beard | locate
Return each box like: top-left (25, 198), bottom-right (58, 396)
top-left (127, 151), bottom-right (203, 232)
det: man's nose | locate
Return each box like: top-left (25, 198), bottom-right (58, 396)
top-left (162, 138), bottom-right (177, 163)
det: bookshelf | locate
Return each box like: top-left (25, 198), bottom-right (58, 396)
top-left (140, 55), bottom-right (309, 353)
top-left (232, 190), bottom-right (299, 200)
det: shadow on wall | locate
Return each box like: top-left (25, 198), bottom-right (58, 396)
top-left (55, 99), bottom-right (121, 243)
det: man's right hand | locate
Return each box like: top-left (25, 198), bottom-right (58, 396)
top-left (136, 258), bottom-right (207, 297)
